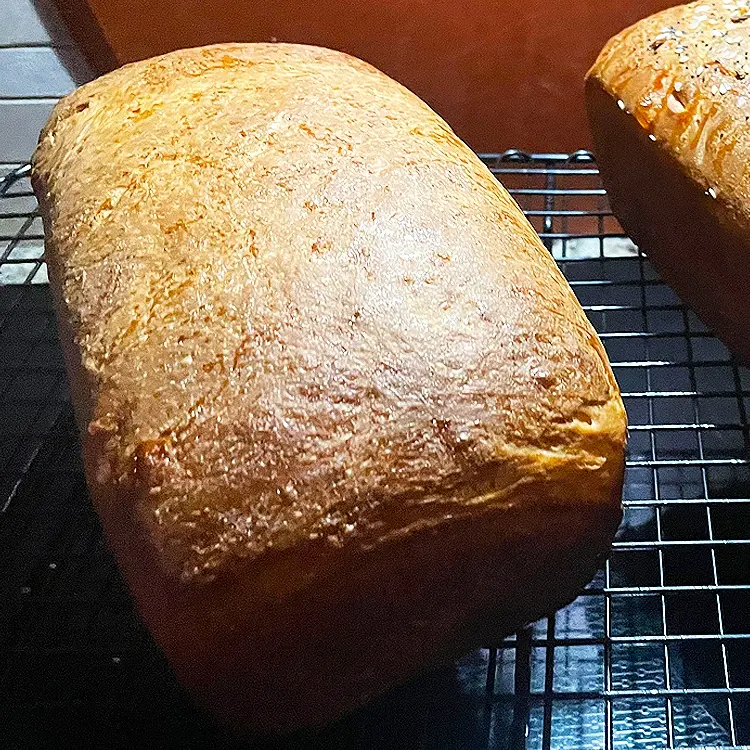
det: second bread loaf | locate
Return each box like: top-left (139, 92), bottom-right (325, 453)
top-left (587, 0), bottom-right (750, 362)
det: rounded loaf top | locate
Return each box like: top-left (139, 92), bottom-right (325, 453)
top-left (587, 0), bottom-right (750, 226)
top-left (33, 43), bottom-right (625, 583)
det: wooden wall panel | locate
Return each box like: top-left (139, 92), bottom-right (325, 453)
top-left (51, 0), bottom-right (678, 151)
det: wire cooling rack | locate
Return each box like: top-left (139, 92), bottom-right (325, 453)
top-left (2, 152), bottom-right (750, 749)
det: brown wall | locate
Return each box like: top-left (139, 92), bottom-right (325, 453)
top-left (55, 0), bottom-right (678, 151)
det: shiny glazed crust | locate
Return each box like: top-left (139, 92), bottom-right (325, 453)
top-left (586, 0), bottom-right (750, 361)
top-left (33, 43), bottom-right (626, 731)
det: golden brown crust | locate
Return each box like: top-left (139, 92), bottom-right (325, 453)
top-left (33, 43), bottom-right (625, 730)
top-left (588, 0), bottom-right (750, 221)
top-left (586, 0), bottom-right (750, 361)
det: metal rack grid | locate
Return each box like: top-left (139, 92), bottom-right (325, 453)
top-left (2, 152), bottom-right (750, 749)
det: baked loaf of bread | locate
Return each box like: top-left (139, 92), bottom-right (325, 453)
top-left (33, 43), bottom-right (626, 732)
top-left (587, 0), bottom-right (750, 362)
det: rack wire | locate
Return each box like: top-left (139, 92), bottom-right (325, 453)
top-left (1, 153), bottom-right (750, 749)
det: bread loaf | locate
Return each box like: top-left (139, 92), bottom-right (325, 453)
top-left (32, 43), bottom-right (626, 732)
top-left (586, 0), bottom-right (750, 362)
